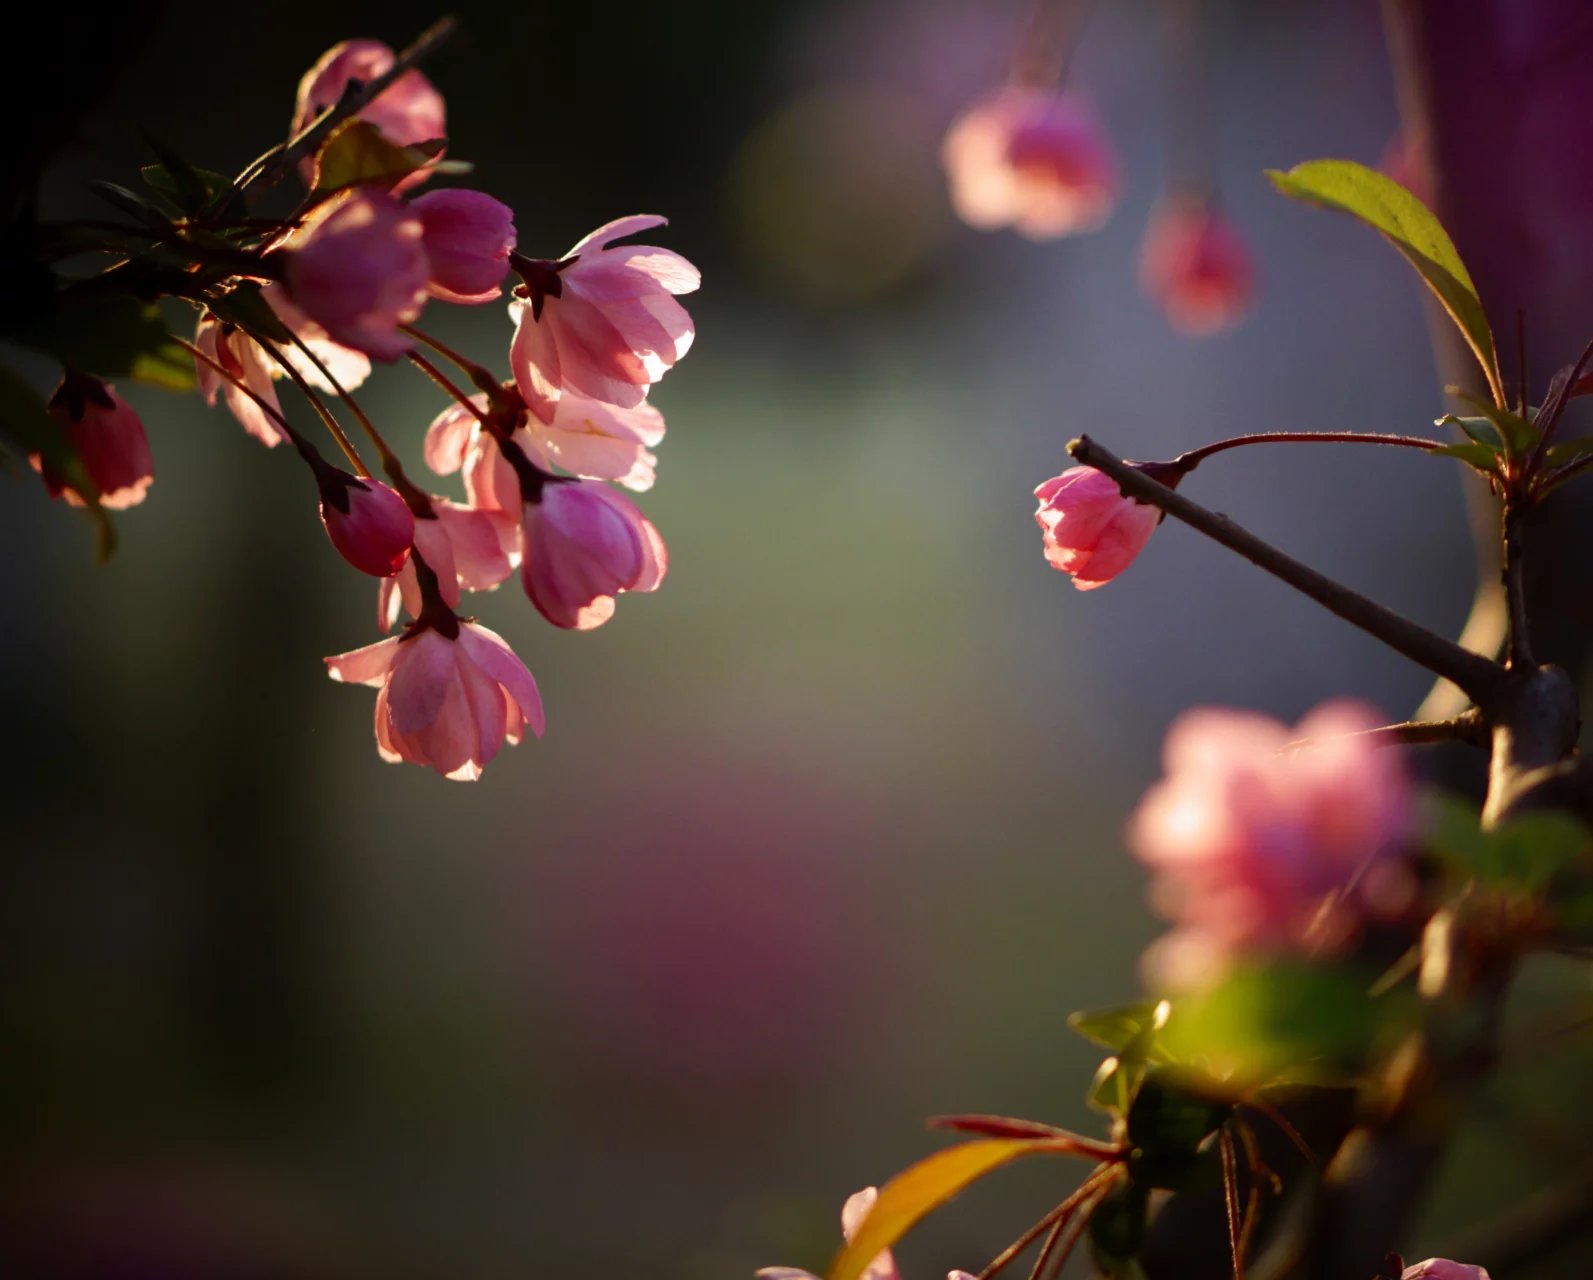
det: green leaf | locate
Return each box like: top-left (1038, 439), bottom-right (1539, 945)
top-left (1544, 436), bottom-right (1593, 468)
top-left (1432, 441), bottom-right (1502, 473)
top-left (310, 119), bottom-right (444, 196)
top-left (1124, 1069), bottom-right (1227, 1191)
top-left (0, 365), bottom-right (116, 560)
top-left (1088, 1180), bottom-right (1150, 1274)
top-left (204, 282), bottom-right (295, 345)
top-left (1446, 389), bottom-right (1537, 455)
top-left (86, 179), bottom-right (171, 224)
top-left (1425, 790), bottom-right (1591, 891)
top-left (141, 161), bottom-right (233, 214)
top-left (25, 296), bottom-right (194, 391)
top-left (825, 1139), bottom-right (1067, 1280)
top-left (1267, 160), bottom-right (1502, 402)
top-left (1069, 1001), bottom-right (1171, 1054)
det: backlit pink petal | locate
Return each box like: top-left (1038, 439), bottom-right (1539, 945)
top-left (385, 629), bottom-right (457, 734)
top-left (324, 635), bottom-right (401, 686)
top-left (283, 190), bottom-right (429, 360)
top-left (263, 285), bottom-right (373, 391)
top-left (457, 622), bottom-right (545, 739)
top-left (1033, 465), bottom-right (1161, 589)
top-left (520, 480), bottom-right (666, 630)
top-left (1129, 700), bottom-right (1414, 989)
top-left (943, 86), bottom-right (1119, 240)
top-left (318, 473), bottom-right (415, 577)
top-left (423, 395), bottom-right (489, 475)
top-left (194, 315), bottom-right (289, 447)
top-left (570, 213), bottom-right (668, 255)
top-left (293, 39), bottom-right (446, 152)
top-left (379, 499), bottom-right (515, 631)
top-left (1140, 199), bottom-right (1257, 336)
top-left (34, 378), bottom-right (154, 510)
top-left (1402, 1262), bottom-right (1490, 1280)
top-left (412, 189), bottom-right (517, 303)
top-left (531, 396), bottom-right (664, 490)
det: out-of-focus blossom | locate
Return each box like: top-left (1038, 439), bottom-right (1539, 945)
top-left (412, 189), bottom-right (517, 303)
top-left (377, 497), bottom-right (516, 630)
top-left (325, 620), bottom-right (544, 780)
top-left (282, 190), bottom-right (429, 360)
top-left (261, 284), bottom-right (373, 393)
top-left (1402, 1262), bottom-right (1490, 1280)
top-left (509, 214), bottom-right (699, 416)
top-left (941, 85), bottom-right (1119, 239)
top-left (194, 314), bottom-right (290, 446)
top-left (1033, 465), bottom-right (1163, 589)
top-left (1140, 199), bottom-right (1256, 336)
top-left (34, 377), bottom-right (153, 509)
top-left (1129, 701), bottom-right (1415, 990)
top-left (293, 38), bottom-right (446, 154)
top-left (317, 471), bottom-right (415, 577)
top-left (521, 479), bottom-right (666, 630)
top-left (1378, 132), bottom-right (1433, 208)
top-left (756, 1187), bottom-right (976, 1280)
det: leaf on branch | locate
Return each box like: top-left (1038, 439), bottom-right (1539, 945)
top-left (309, 120), bottom-right (466, 197)
top-left (1424, 790), bottom-right (1591, 892)
top-left (24, 296), bottom-right (194, 392)
top-left (141, 161), bottom-right (233, 215)
top-left (204, 281), bottom-right (295, 345)
top-left (0, 365), bottom-right (116, 560)
top-left (1431, 441), bottom-right (1502, 473)
top-left (825, 1139), bottom-right (1070, 1280)
top-left (1267, 160), bottom-right (1504, 403)
top-left (1444, 388), bottom-right (1537, 455)
top-left (86, 179), bottom-right (173, 225)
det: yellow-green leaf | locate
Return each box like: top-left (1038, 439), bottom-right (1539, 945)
top-left (826, 1139), bottom-right (1066, 1280)
top-left (1267, 159), bottom-right (1503, 404)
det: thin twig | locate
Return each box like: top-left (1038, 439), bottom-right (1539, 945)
top-left (249, 334), bottom-right (366, 474)
top-left (1068, 435), bottom-right (1506, 709)
top-left (1172, 430), bottom-right (1441, 469)
top-left (1280, 708), bottom-right (1488, 754)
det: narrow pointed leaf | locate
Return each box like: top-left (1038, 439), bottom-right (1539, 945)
top-left (826, 1139), bottom-right (1069, 1280)
top-left (1267, 160), bottom-right (1502, 402)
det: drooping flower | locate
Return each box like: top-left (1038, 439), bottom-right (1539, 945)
top-left (756, 1187), bottom-right (976, 1280)
top-left (34, 376), bottom-right (153, 509)
top-left (293, 39), bottom-right (446, 154)
top-left (1033, 465), bottom-right (1166, 589)
top-left (520, 479), bottom-right (667, 630)
top-left (376, 497), bottom-right (516, 631)
top-left (316, 470), bottom-right (415, 577)
top-left (281, 190), bottom-right (429, 360)
top-left (508, 214), bottom-right (699, 416)
top-left (194, 314), bottom-right (290, 447)
top-left (411, 189), bottom-right (517, 303)
top-left (1140, 199), bottom-right (1256, 336)
top-left (325, 620), bottom-right (544, 781)
top-left (942, 85), bottom-right (1119, 239)
top-left (1402, 1262), bottom-right (1490, 1280)
top-left (1128, 701), bottom-right (1415, 990)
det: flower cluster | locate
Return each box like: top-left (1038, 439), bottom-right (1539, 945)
top-left (21, 28), bottom-right (697, 781)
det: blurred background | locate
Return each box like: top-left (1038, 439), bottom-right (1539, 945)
top-left (4, 1), bottom-right (1592, 1276)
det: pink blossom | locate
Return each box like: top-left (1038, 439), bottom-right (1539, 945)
top-left (1402, 1263), bottom-right (1490, 1280)
top-left (325, 620), bottom-right (544, 781)
top-left (942, 85), bottom-right (1119, 239)
top-left (317, 471), bottom-right (415, 577)
top-left (377, 497), bottom-right (517, 631)
top-left (261, 284), bottom-right (373, 393)
top-left (1128, 701), bottom-right (1415, 990)
top-left (293, 39), bottom-right (446, 154)
top-left (34, 377), bottom-right (153, 509)
top-left (194, 314), bottom-right (289, 447)
top-left (520, 480), bottom-right (667, 630)
top-left (1140, 200), bottom-right (1257, 336)
top-left (282, 190), bottom-right (429, 360)
top-left (1033, 465), bottom-right (1163, 589)
top-left (509, 214), bottom-right (699, 416)
top-left (411, 189), bottom-right (517, 303)
top-left (756, 1187), bottom-right (976, 1280)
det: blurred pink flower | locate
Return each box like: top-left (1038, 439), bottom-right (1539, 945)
top-left (1403, 1262), bottom-right (1490, 1280)
top-left (1129, 701), bottom-right (1415, 990)
top-left (412, 189), bottom-right (517, 303)
top-left (260, 284), bottom-right (373, 393)
top-left (509, 214), bottom-right (699, 416)
top-left (325, 620), bottom-right (544, 780)
top-left (757, 1187), bottom-right (976, 1280)
top-left (1140, 200), bottom-right (1256, 336)
top-left (1033, 465), bottom-right (1162, 589)
top-left (317, 472), bottom-right (415, 577)
top-left (282, 190), bottom-right (429, 360)
top-left (293, 38), bottom-right (446, 153)
top-left (34, 377), bottom-right (153, 509)
top-left (942, 85), bottom-right (1119, 239)
top-left (377, 497), bottom-right (517, 631)
top-left (520, 479), bottom-right (667, 630)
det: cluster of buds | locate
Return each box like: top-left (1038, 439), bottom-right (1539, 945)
top-left (16, 25), bottom-right (697, 780)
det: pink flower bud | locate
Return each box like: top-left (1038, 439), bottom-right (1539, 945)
top-left (942, 86), bottom-right (1119, 240)
top-left (509, 214), bottom-right (699, 416)
top-left (317, 471), bottom-right (415, 577)
top-left (282, 190), bottom-right (429, 360)
top-left (293, 39), bottom-right (446, 152)
top-left (1140, 200), bottom-right (1257, 336)
top-left (34, 376), bottom-right (153, 509)
top-left (326, 620), bottom-right (544, 781)
top-left (1033, 465), bottom-right (1163, 589)
top-left (1403, 1263), bottom-right (1490, 1280)
top-left (1129, 701), bottom-right (1415, 990)
top-left (520, 480), bottom-right (666, 630)
top-left (411, 189), bottom-right (517, 303)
